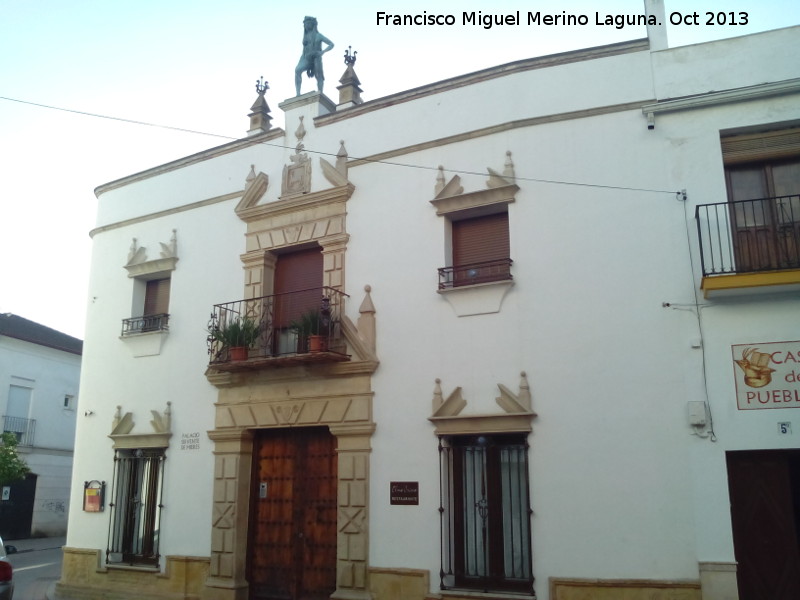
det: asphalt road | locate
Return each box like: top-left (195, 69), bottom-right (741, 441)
top-left (7, 543), bottom-right (62, 600)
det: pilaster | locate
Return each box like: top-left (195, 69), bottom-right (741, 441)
top-left (331, 424), bottom-right (376, 600)
top-left (205, 430), bottom-right (254, 598)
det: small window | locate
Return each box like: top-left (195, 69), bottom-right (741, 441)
top-left (430, 161), bottom-right (517, 291)
top-left (107, 447), bottom-right (166, 567)
top-left (4, 384), bottom-right (34, 445)
top-left (439, 433), bottom-right (533, 594)
top-left (448, 210), bottom-right (512, 287)
top-left (122, 277), bottom-right (171, 335)
top-left (144, 278), bottom-right (170, 318)
top-left (63, 395), bottom-right (74, 410)
top-left (721, 128), bottom-right (800, 273)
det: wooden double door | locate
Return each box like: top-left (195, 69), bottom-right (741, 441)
top-left (727, 450), bottom-right (800, 600)
top-left (249, 427), bottom-right (338, 600)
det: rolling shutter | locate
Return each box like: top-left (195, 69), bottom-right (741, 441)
top-left (722, 128), bottom-right (800, 164)
top-left (144, 278), bottom-right (170, 316)
top-left (274, 247), bottom-right (324, 326)
top-left (453, 212), bottom-right (510, 267)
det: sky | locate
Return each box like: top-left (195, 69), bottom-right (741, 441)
top-left (1, 0), bottom-right (798, 339)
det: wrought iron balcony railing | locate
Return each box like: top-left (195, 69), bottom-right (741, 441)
top-left (438, 259), bottom-right (513, 289)
top-left (207, 287), bottom-right (349, 367)
top-left (695, 195), bottom-right (800, 277)
top-left (121, 314), bottom-right (170, 336)
top-left (3, 415), bottom-right (36, 446)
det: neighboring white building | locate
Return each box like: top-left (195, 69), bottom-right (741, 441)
top-left (0, 313), bottom-right (80, 538)
top-left (56, 9), bottom-right (800, 600)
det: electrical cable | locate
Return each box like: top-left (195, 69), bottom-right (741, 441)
top-left (680, 194), bottom-right (717, 442)
top-left (0, 94), bottom-right (682, 196)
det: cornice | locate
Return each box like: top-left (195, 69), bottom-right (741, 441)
top-left (94, 129), bottom-right (285, 196)
top-left (90, 191), bottom-right (241, 238)
top-left (318, 39), bottom-right (649, 127)
top-left (431, 183), bottom-right (519, 216)
top-left (642, 78), bottom-right (800, 128)
top-left (429, 413), bottom-right (534, 436)
top-left (109, 432), bottom-right (172, 449)
top-left (237, 183), bottom-right (355, 223)
top-left (124, 256), bottom-right (178, 278)
top-left (347, 100), bottom-right (651, 169)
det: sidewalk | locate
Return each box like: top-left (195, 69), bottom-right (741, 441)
top-left (6, 535), bottom-right (66, 554)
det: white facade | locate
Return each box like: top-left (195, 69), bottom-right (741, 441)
top-left (59, 20), bottom-right (800, 600)
top-left (0, 315), bottom-right (80, 537)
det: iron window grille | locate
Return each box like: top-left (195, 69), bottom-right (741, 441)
top-left (107, 447), bottom-right (166, 567)
top-left (439, 434), bottom-right (534, 595)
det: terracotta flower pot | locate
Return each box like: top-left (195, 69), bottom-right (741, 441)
top-left (308, 335), bottom-right (328, 353)
top-left (229, 346), bottom-right (249, 361)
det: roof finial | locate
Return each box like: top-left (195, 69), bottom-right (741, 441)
top-left (338, 46), bottom-right (363, 108)
top-left (255, 76), bottom-right (269, 96)
top-left (248, 76), bottom-right (272, 136)
top-left (344, 46), bottom-right (357, 66)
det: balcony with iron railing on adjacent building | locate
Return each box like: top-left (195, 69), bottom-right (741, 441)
top-left (695, 195), bottom-right (800, 296)
top-left (207, 287), bottom-right (349, 371)
top-left (2, 415), bottom-right (36, 446)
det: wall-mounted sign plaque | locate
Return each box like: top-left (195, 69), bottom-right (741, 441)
top-left (390, 481), bottom-right (419, 505)
top-left (83, 480), bottom-right (106, 512)
top-left (733, 341), bottom-right (800, 410)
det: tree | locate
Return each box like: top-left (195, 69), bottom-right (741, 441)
top-left (0, 432), bottom-right (30, 485)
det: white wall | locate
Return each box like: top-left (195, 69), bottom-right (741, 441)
top-left (652, 26), bottom-right (800, 100)
top-left (70, 24), bottom-right (800, 600)
top-left (67, 196), bottom-right (244, 556)
top-left (0, 334), bottom-right (80, 536)
top-left (649, 49), bottom-right (800, 566)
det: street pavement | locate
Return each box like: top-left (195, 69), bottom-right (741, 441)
top-left (5, 536), bottom-right (65, 600)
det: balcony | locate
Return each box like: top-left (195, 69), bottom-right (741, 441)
top-left (438, 259), bottom-right (513, 289)
top-left (3, 415), bottom-right (36, 446)
top-left (207, 287), bottom-right (349, 371)
top-left (695, 196), bottom-right (800, 297)
top-left (121, 313), bottom-right (169, 336)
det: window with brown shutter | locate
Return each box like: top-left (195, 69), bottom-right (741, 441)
top-left (144, 278), bottom-right (170, 316)
top-left (126, 277), bottom-right (171, 333)
top-left (450, 211), bottom-right (511, 287)
top-left (722, 129), bottom-right (800, 272)
top-left (273, 247), bottom-right (324, 327)
top-left (270, 246), bottom-right (325, 353)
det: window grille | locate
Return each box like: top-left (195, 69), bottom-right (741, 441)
top-left (439, 434), bottom-right (534, 595)
top-left (107, 447), bottom-right (166, 567)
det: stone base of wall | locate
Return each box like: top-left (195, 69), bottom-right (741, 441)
top-left (54, 547), bottom-right (210, 600)
top-left (55, 551), bottom-right (710, 600)
top-left (368, 567), bottom-right (534, 600)
top-left (370, 567), bottom-right (431, 600)
top-left (699, 562), bottom-right (739, 600)
top-left (367, 570), bottom-right (703, 600)
top-left (550, 578), bottom-right (701, 600)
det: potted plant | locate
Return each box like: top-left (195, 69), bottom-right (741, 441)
top-left (210, 316), bottom-right (259, 360)
top-left (289, 309), bottom-right (329, 353)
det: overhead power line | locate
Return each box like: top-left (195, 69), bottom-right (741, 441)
top-left (0, 94), bottom-right (681, 195)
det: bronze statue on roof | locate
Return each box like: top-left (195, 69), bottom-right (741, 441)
top-left (295, 16), bottom-right (334, 96)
